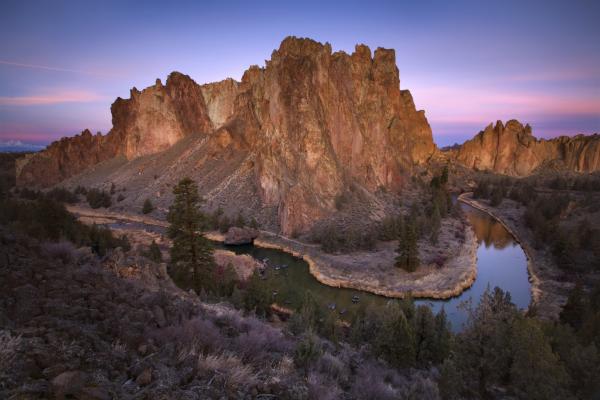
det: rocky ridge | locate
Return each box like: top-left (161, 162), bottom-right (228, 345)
top-left (448, 120), bottom-right (600, 176)
top-left (17, 36), bottom-right (436, 235)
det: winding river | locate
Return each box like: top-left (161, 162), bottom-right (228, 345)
top-left (220, 202), bottom-right (531, 331)
top-left (104, 201), bottom-right (531, 331)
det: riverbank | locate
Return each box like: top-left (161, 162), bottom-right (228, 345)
top-left (70, 205), bottom-right (479, 300)
top-left (457, 192), bottom-right (569, 319)
top-left (210, 219), bottom-right (479, 300)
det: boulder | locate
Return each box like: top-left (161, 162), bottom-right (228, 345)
top-left (224, 227), bottom-right (259, 245)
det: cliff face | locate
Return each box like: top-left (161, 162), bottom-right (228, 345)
top-left (233, 38), bottom-right (435, 234)
top-left (16, 129), bottom-right (120, 187)
top-left (16, 36), bottom-right (436, 235)
top-left (17, 72), bottom-right (214, 187)
top-left (450, 120), bottom-right (600, 176)
top-left (112, 72), bottom-right (214, 159)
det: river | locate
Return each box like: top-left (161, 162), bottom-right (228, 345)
top-left (218, 202), bottom-right (531, 331)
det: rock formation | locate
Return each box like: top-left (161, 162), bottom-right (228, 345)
top-left (449, 120), bottom-right (600, 176)
top-left (16, 36), bottom-right (436, 235)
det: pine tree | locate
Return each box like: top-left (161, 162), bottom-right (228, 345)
top-left (430, 204), bottom-right (441, 244)
top-left (147, 240), bottom-right (162, 262)
top-left (374, 303), bottom-right (416, 368)
top-left (396, 221), bottom-right (420, 272)
top-left (440, 165), bottom-right (449, 185)
top-left (433, 307), bottom-right (451, 363)
top-left (142, 198), bottom-right (154, 214)
top-left (167, 177), bottom-right (214, 294)
top-left (414, 305), bottom-right (436, 365)
top-left (560, 282), bottom-right (586, 329)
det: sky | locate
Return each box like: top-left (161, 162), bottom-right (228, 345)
top-left (1, 0), bottom-right (599, 148)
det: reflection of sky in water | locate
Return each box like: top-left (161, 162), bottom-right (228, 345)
top-left (215, 203), bottom-right (531, 332)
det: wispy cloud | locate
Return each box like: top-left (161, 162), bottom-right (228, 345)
top-left (414, 85), bottom-right (600, 129)
top-left (0, 60), bottom-right (124, 78)
top-left (0, 90), bottom-right (105, 106)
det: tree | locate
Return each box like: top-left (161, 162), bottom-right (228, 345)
top-left (509, 317), bottom-right (570, 400)
top-left (374, 302), bottom-right (416, 368)
top-left (560, 282), bottom-right (586, 329)
top-left (414, 305), bottom-right (436, 365)
top-left (147, 240), bottom-right (162, 262)
top-left (214, 262), bottom-right (238, 297)
top-left (432, 307), bottom-right (451, 363)
top-left (142, 198), bottom-right (154, 214)
top-left (430, 204), bottom-right (441, 244)
top-left (167, 177), bottom-right (214, 294)
top-left (243, 269), bottom-right (272, 317)
top-left (235, 212), bottom-right (246, 227)
top-left (440, 165), bottom-right (449, 185)
top-left (396, 221), bottom-right (419, 272)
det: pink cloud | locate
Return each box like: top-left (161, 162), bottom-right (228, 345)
top-left (414, 85), bottom-right (600, 124)
top-left (505, 67), bottom-right (600, 82)
top-left (0, 90), bottom-right (105, 106)
top-left (0, 60), bottom-right (124, 78)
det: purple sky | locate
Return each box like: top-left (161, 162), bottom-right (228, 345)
top-left (1, 0), bottom-right (599, 148)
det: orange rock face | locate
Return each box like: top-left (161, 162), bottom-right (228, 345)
top-left (450, 120), bottom-right (600, 176)
top-left (17, 36), bottom-right (437, 234)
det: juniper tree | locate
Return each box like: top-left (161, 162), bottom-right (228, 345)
top-left (430, 204), bottom-right (441, 244)
top-left (142, 198), bottom-right (154, 214)
top-left (167, 177), bottom-right (214, 294)
top-left (147, 240), bottom-right (162, 262)
top-left (396, 221), bottom-right (420, 272)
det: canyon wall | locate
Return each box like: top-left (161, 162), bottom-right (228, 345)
top-left (450, 120), bottom-right (600, 176)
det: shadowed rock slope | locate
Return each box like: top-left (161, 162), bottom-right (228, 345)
top-left (448, 120), bottom-right (600, 176)
top-left (17, 36), bottom-right (436, 235)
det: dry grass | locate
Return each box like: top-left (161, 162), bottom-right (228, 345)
top-left (0, 331), bottom-right (22, 380)
top-left (197, 352), bottom-right (258, 391)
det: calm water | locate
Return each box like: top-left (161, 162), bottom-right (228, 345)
top-left (221, 203), bottom-right (531, 331)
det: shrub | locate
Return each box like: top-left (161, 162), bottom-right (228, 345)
top-left (46, 187), bottom-right (79, 203)
top-left (146, 240), bottom-right (162, 262)
top-left (294, 332), bottom-right (322, 369)
top-left (142, 198), bottom-right (154, 214)
top-left (0, 330), bottom-right (22, 384)
top-left (41, 241), bottom-right (77, 264)
top-left (86, 188), bottom-right (111, 209)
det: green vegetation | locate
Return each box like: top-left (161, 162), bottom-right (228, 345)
top-left (474, 173), bottom-right (600, 274)
top-left (142, 198), bottom-right (154, 214)
top-left (241, 270), bottom-right (273, 317)
top-left (145, 240), bottom-right (163, 262)
top-left (395, 220), bottom-right (419, 272)
top-left (0, 193), bottom-right (128, 256)
top-left (439, 286), bottom-right (600, 399)
top-left (167, 177), bottom-right (214, 294)
top-left (313, 223), bottom-right (377, 253)
top-left (86, 188), bottom-right (111, 208)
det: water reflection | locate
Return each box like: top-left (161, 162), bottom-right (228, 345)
top-left (219, 202), bottom-right (532, 332)
top-left (463, 206), bottom-right (513, 249)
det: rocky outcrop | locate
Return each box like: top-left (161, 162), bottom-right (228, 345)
top-left (450, 120), bottom-right (600, 176)
top-left (16, 129), bottom-right (120, 187)
top-left (224, 226), bottom-right (259, 245)
top-left (17, 73), bottom-right (214, 187)
top-left (229, 37), bottom-right (435, 234)
top-left (111, 72), bottom-right (214, 159)
top-left (16, 36), bottom-right (436, 235)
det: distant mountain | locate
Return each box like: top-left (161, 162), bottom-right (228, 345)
top-left (447, 120), bottom-right (600, 175)
top-left (0, 140), bottom-right (44, 153)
